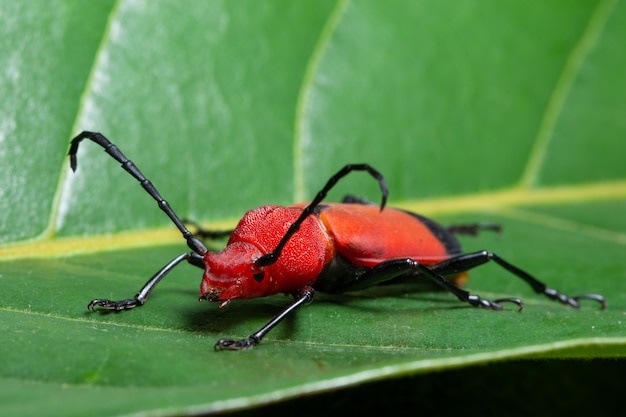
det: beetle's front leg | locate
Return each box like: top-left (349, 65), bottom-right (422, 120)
top-left (183, 219), bottom-right (234, 240)
top-left (87, 253), bottom-right (202, 312)
top-left (214, 287), bottom-right (315, 350)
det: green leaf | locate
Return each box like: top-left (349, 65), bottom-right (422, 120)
top-left (1, 1), bottom-right (625, 416)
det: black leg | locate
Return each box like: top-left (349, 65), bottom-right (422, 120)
top-left (183, 219), bottom-right (234, 240)
top-left (447, 223), bottom-right (502, 237)
top-left (69, 131), bottom-right (207, 256)
top-left (255, 164), bottom-right (388, 267)
top-left (88, 252), bottom-right (204, 311)
top-left (430, 251), bottom-right (606, 309)
top-left (335, 258), bottom-right (521, 310)
top-left (214, 286), bottom-right (315, 350)
top-left (341, 194), bottom-right (377, 205)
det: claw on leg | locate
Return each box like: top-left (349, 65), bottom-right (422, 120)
top-left (572, 293), bottom-right (607, 310)
top-left (214, 336), bottom-right (260, 351)
top-left (87, 298), bottom-right (142, 311)
top-left (467, 295), bottom-right (524, 311)
top-left (544, 289), bottom-right (607, 309)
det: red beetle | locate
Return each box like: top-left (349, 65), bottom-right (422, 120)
top-left (69, 131), bottom-right (606, 350)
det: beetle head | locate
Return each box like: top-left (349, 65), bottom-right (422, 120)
top-left (199, 242), bottom-right (270, 307)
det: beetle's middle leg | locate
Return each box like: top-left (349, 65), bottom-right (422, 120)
top-left (333, 258), bottom-right (522, 311)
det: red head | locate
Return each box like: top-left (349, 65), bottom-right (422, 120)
top-left (200, 241), bottom-right (266, 307)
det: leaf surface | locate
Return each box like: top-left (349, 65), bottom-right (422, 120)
top-left (1, 1), bottom-right (624, 416)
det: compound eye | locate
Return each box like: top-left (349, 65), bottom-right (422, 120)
top-left (253, 271), bottom-right (265, 283)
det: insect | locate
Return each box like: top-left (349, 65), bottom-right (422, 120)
top-left (69, 131), bottom-right (606, 350)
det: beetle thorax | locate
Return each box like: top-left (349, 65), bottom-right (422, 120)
top-left (199, 205), bottom-right (336, 306)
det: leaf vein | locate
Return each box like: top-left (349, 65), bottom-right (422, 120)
top-left (519, 0), bottom-right (618, 188)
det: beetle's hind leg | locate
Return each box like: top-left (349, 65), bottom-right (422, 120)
top-left (430, 251), bottom-right (607, 309)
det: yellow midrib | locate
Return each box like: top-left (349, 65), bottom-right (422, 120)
top-left (393, 180), bottom-right (626, 214)
top-left (2, 179), bottom-right (626, 261)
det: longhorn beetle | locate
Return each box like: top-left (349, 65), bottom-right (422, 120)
top-left (69, 131), bottom-right (606, 350)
